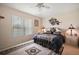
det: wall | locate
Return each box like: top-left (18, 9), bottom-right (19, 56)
top-left (0, 5), bottom-right (42, 50)
top-left (42, 9), bottom-right (79, 30)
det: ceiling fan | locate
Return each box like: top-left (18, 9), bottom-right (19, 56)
top-left (36, 3), bottom-right (50, 8)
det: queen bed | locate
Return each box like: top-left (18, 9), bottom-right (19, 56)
top-left (33, 33), bottom-right (58, 49)
top-left (33, 31), bottom-right (65, 55)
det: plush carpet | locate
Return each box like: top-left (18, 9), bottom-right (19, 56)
top-left (7, 42), bottom-right (52, 55)
top-left (25, 47), bottom-right (41, 55)
top-left (5, 40), bottom-right (79, 55)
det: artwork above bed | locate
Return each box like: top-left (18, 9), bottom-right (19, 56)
top-left (49, 17), bottom-right (61, 26)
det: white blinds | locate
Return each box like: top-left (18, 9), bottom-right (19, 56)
top-left (24, 19), bottom-right (33, 35)
top-left (11, 15), bottom-right (33, 37)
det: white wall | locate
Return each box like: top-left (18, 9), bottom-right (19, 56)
top-left (0, 5), bottom-right (42, 50)
top-left (42, 9), bottom-right (79, 30)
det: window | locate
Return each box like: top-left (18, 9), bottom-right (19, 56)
top-left (24, 19), bottom-right (33, 35)
top-left (11, 15), bottom-right (33, 37)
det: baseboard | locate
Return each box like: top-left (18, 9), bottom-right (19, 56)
top-left (0, 40), bottom-right (33, 52)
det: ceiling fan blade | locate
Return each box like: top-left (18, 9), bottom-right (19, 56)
top-left (36, 3), bottom-right (50, 8)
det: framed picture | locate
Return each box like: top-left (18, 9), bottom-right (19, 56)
top-left (34, 19), bottom-right (39, 27)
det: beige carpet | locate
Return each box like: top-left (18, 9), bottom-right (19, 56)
top-left (6, 40), bottom-right (79, 55)
top-left (7, 43), bottom-right (52, 55)
top-left (63, 44), bottom-right (79, 55)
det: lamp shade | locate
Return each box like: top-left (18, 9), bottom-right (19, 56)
top-left (68, 24), bottom-right (75, 29)
top-left (41, 27), bottom-right (45, 29)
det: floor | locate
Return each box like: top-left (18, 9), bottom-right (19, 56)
top-left (7, 43), bottom-right (52, 55)
top-left (63, 44), bottom-right (79, 55)
top-left (0, 40), bottom-right (79, 55)
top-left (8, 41), bottom-right (79, 55)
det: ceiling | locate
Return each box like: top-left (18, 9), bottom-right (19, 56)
top-left (1, 3), bottom-right (79, 18)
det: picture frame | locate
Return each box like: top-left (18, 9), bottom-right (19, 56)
top-left (34, 19), bottom-right (39, 27)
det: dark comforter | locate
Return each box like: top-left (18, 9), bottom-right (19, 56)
top-left (33, 33), bottom-right (57, 49)
top-left (33, 33), bottom-right (65, 50)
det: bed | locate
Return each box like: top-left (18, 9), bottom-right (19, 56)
top-left (33, 33), bottom-right (57, 49)
top-left (33, 27), bottom-right (66, 54)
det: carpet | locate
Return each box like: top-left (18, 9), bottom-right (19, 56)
top-left (25, 47), bottom-right (41, 55)
top-left (7, 42), bottom-right (52, 55)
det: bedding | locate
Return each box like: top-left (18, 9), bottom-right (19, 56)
top-left (33, 33), bottom-right (57, 49)
top-left (33, 31), bottom-right (65, 51)
top-left (33, 33), bottom-right (56, 41)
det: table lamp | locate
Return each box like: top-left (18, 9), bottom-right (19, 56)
top-left (68, 24), bottom-right (75, 36)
